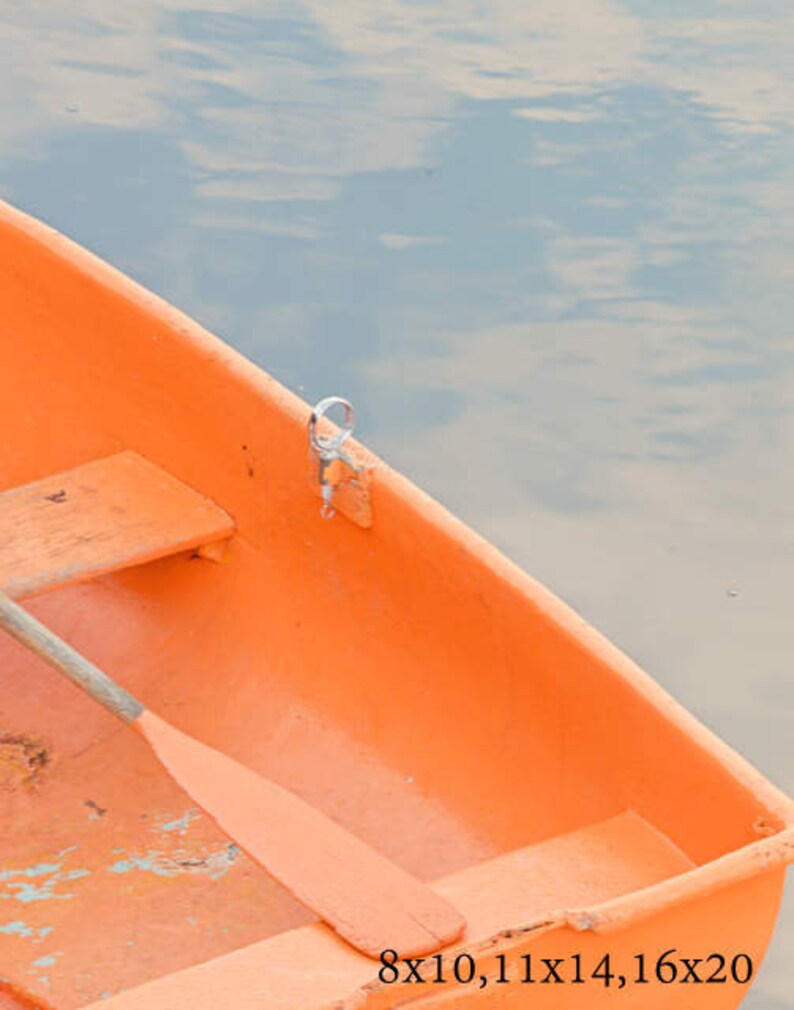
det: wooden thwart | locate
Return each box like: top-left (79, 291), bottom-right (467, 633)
top-left (0, 451), bottom-right (234, 599)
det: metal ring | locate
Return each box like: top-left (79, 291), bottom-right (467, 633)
top-left (309, 396), bottom-right (355, 456)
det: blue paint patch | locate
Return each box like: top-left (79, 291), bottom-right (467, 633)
top-left (31, 953), bottom-right (61, 968)
top-left (0, 920), bottom-right (34, 937)
top-left (210, 844), bottom-right (240, 880)
top-left (0, 857), bottom-right (91, 902)
top-left (0, 862), bottom-right (60, 881)
top-left (38, 926), bottom-right (53, 939)
top-left (108, 856), bottom-right (176, 878)
top-left (107, 843), bottom-right (240, 880)
top-left (3, 880), bottom-right (69, 903)
top-left (158, 809), bottom-right (200, 835)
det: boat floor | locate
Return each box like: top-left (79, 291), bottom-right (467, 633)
top-left (0, 565), bottom-right (498, 1009)
top-left (1, 757), bottom-right (693, 1010)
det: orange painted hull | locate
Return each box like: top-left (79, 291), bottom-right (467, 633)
top-left (0, 199), bottom-right (791, 1010)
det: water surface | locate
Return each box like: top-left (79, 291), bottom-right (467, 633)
top-left (0, 2), bottom-right (791, 1004)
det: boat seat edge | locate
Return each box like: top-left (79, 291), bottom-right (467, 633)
top-left (0, 451), bottom-right (234, 599)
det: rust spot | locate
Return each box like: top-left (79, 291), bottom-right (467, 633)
top-left (44, 489), bottom-right (67, 503)
top-left (0, 733), bottom-right (49, 790)
top-left (84, 798), bottom-right (107, 817)
top-left (753, 817), bottom-right (778, 837)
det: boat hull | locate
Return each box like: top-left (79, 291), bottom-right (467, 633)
top-left (0, 199), bottom-right (791, 1009)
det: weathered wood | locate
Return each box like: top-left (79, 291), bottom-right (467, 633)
top-left (0, 451), bottom-right (234, 599)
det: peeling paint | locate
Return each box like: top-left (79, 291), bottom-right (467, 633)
top-left (0, 862), bottom-right (60, 880)
top-left (0, 920), bottom-right (35, 937)
top-left (108, 856), bottom-right (175, 878)
top-left (106, 843), bottom-right (240, 880)
top-left (1, 855), bottom-right (91, 903)
top-left (157, 809), bottom-right (200, 835)
top-left (3, 881), bottom-right (66, 903)
top-left (62, 870), bottom-right (90, 881)
top-left (31, 952), bottom-right (62, 968)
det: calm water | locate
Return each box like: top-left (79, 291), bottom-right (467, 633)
top-left (0, 2), bottom-right (792, 1004)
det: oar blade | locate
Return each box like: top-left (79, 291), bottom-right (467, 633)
top-left (135, 711), bottom-right (466, 958)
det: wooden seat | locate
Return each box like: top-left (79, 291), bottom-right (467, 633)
top-left (0, 451), bottom-right (234, 599)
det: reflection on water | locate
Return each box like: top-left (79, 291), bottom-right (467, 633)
top-left (0, 2), bottom-right (792, 1004)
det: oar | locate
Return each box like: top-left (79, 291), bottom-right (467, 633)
top-left (0, 591), bottom-right (466, 958)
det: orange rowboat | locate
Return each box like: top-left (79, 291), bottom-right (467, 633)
top-left (0, 198), bottom-right (791, 1010)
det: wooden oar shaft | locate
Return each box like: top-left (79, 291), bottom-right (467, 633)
top-left (0, 592), bottom-right (143, 722)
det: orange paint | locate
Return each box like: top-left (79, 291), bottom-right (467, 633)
top-left (0, 197), bottom-right (791, 1009)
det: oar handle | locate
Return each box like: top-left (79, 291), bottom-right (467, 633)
top-left (0, 591), bottom-right (143, 723)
